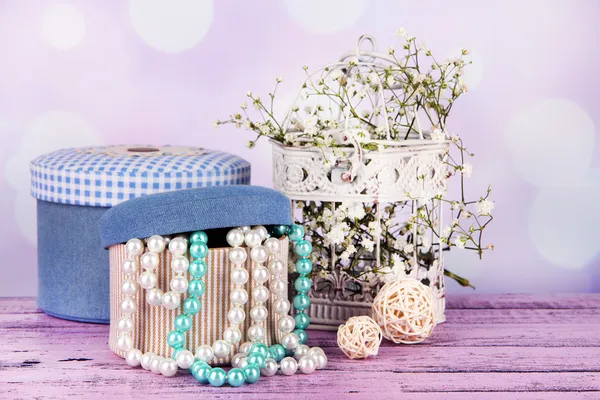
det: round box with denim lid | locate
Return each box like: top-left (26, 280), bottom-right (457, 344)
top-left (31, 145), bottom-right (251, 324)
top-left (98, 186), bottom-right (300, 369)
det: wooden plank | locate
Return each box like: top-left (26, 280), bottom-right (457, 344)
top-left (2, 370), bottom-right (599, 397)
top-left (447, 294), bottom-right (600, 310)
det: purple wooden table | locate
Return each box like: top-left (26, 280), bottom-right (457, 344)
top-left (1, 295), bottom-right (599, 399)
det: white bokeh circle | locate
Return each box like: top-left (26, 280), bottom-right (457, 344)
top-left (4, 111), bottom-right (102, 244)
top-left (505, 98), bottom-right (595, 188)
top-left (529, 177), bottom-right (600, 269)
top-left (39, 4), bottom-right (86, 50)
top-left (129, 0), bottom-right (213, 53)
top-left (284, 0), bottom-right (366, 34)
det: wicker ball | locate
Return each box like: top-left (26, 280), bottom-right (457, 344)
top-left (371, 278), bottom-right (436, 344)
top-left (337, 316), bottom-right (382, 359)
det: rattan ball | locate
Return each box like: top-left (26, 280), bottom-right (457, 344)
top-left (337, 316), bottom-right (383, 359)
top-left (371, 278), bottom-right (436, 344)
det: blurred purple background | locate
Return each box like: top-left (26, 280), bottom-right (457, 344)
top-left (0, 0), bottom-right (598, 296)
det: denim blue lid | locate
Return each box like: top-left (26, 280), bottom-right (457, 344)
top-left (99, 186), bottom-right (291, 247)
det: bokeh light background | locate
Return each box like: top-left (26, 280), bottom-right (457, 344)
top-left (0, 0), bottom-right (598, 296)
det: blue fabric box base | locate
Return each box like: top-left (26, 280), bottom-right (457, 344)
top-left (37, 200), bottom-right (110, 324)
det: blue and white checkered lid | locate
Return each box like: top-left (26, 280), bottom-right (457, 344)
top-left (30, 145), bottom-right (251, 207)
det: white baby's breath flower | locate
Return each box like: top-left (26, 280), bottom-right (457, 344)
top-left (346, 244), bottom-right (357, 255)
top-left (347, 203), bottom-right (366, 220)
top-left (246, 91), bottom-right (253, 97)
top-left (318, 270), bottom-right (329, 279)
top-left (461, 163), bottom-right (473, 178)
top-left (403, 243), bottom-right (414, 254)
top-left (276, 76), bottom-right (284, 83)
top-left (240, 102), bottom-right (248, 110)
top-left (453, 236), bottom-right (467, 249)
top-left (394, 238), bottom-right (407, 250)
top-left (361, 237), bottom-right (375, 252)
top-left (213, 120), bottom-right (219, 128)
top-left (430, 128), bottom-right (445, 141)
top-left (396, 27), bottom-right (407, 37)
top-left (339, 251), bottom-right (350, 262)
top-left (475, 199), bottom-right (495, 216)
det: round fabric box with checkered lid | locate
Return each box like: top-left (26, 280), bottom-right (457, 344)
top-left (30, 145), bottom-right (251, 324)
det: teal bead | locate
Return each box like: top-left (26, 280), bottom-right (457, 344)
top-left (293, 294), bottom-right (311, 311)
top-left (294, 312), bottom-right (310, 330)
top-left (288, 224), bottom-right (305, 242)
top-left (172, 348), bottom-right (182, 359)
top-left (208, 367), bottom-right (227, 387)
top-left (190, 242), bottom-right (209, 258)
top-left (249, 343), bottom-right (269, 358)
top-left (190, 231), bottom-right (208, 244)
top-left (243, 365), bottom-right (260, 384)
top-left (294, 276), bottom-right (312, 293)
top-left (285, 348), bottom-right (295, 357)
top-left (227, 368), bottom-right (246, 387)
top-left (189, 259), bottom-right (208, 278)
top-left (295, 258), bottom-right (313, 275)
top-left (188, 279), bottom-right (206, 297)
top-left (295, 240), bottom-right (312, 257)
top-left (190, 360), bottom-right (209, 378)
top-left (270, 224), bottom-right (289, 238)
top-left (294, 328), bottom-right (308, 344)
top-left (269, 344), bottom-right (286, 362)
top-left (247, 353), bottom-right (266, 369)
top-left (183, 297), bottom-right (201, 315)
top-left (174, 314), bottom-right (192, 332)
top-left (167, 330), bottom-right (185, 349)
top-left (193, 363), bottom-right (212, 383)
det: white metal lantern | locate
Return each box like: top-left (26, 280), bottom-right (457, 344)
top-left (272, 36), bottom-right (451, 328)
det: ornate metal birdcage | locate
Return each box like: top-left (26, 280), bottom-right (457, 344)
top-left (273, 36), bottom-right (451, 329)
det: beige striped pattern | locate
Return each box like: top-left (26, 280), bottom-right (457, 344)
top-left (109, 237), bottom-right (289, 366)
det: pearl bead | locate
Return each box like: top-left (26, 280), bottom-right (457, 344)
top-left (170, 276), bottom-right (188, 293)
top-left (122, 258), bottom-right (139, 274)
top-left (250, 246), bottom-right (268, 263)
top-left (270, 280), bottom-right (287, 296)
top-left (116, 334), bottom-right (133, 351)
top-left (140, 352), bottom-right (155, 370)
top-left (239, 342), bottom-right (253, 355)
top-left (293, 294), bottom-right (311, 311)
top-left (269, 344), bottom-right (286, 362)
top-left (308, 347), bottom-right (325, 358)
top-left (138, 271), bottom-right (157, 290)
top-left (190, 231), bottom-right (208, 244)
top-left (288, 224), bottom-right (305, 242)
top-left (196, 345), bottom-right (215, 363)
top-left (168, 237), bottom-right (188, 256)
top-left (208, 368), bottom-right (227, 387)
top-left (278, 315), bottom-right (296, 333)
top-left (140, 252), bottom-right (159, 270)
top-left (176, 350), bottom-right (195, 369)
top-left (125, 238), bottom-right (144, 257)
top-left (260, 358), bottom-right (278, 377)
top-left (295, 312), bottom-right (310, 329)
top-left (252, 266), bottom-right (269, 284)
top-left (183, 297), bottom-right (201, 314)
top-left (243, 365), bottom-right (260, 383)
top-left (230, 288), bottom-right (249, 305)
top-left (213, 340), bottom-right (231, 358)
top-left (171, 256), bottom-right (190, 273)
top-left (174, 314), bottom-right (192, 332)
top-left (244, 230), bottom-right (262, 248)
top-left (247, 324), bottom-right (265, 342)
top-left (190, 242), bottom-right (208, 258)
top-left (228, 247), bottom-right (247, 264)
top-left (294, 344), bottom-right (310, 360)
top-left (120, 298), bottom-right (136, 314)
top-left (295, 240), bottom-right (313, 257)
top-left (231, 353), bottom-right (246, 368)
top-left (147, 235), bottom-right (166, 253)
top-left (125, 348), bottom-right (142, 367)
top-left (117, 317), bottom-right (134, 333)
top-left (247, 353), bottom-right (266, 369)
top-left (146, 288), bottom-right (163, 306)
top-left (252, 286), bottom-right (269, 303)
top-left (296, 258), bottom-right (313, 275)
top-left (264, 237), bottom-right (281, 255)
top-left (227, 307), bottom-right (246, 325)
top-left (240, 225), bottom-right (251, 233)
top-left (281, 332), bottom-right (300, 350)
top-left (226, 228), bottom-right (245, 247)
top-left (121, 280), bottom-right (138, 296)
top-left (280, 357), bottom-right (298, 376)
top-left (237, 356), bottom-right (249, 369)
top-left (150, 356), bottom-right (164, 374)
top-left (162, 291), bottom-right (181, 309)
top-left (273, 298), bottom-right (290, 315)
top-left (249, 343), bottom-right (269, 357)
top-left (160, 358), bottom-right (179, 377)
top-left (189, 259), bottom-right (208, 278)
top-left (231, 267), bottom-right (249, 285)
top-left (253, 225), bottom-right (269, 241)
top-left (223, 327), bottom-right (242, 344)
top-left (313, 352), bottom-right (328, 369)
top-left (298, 355), bottom-right (317, 374)
top-left (249, 305), bottom-right (268, 322)
top-left (268, 259), bottom-right (285, 275)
